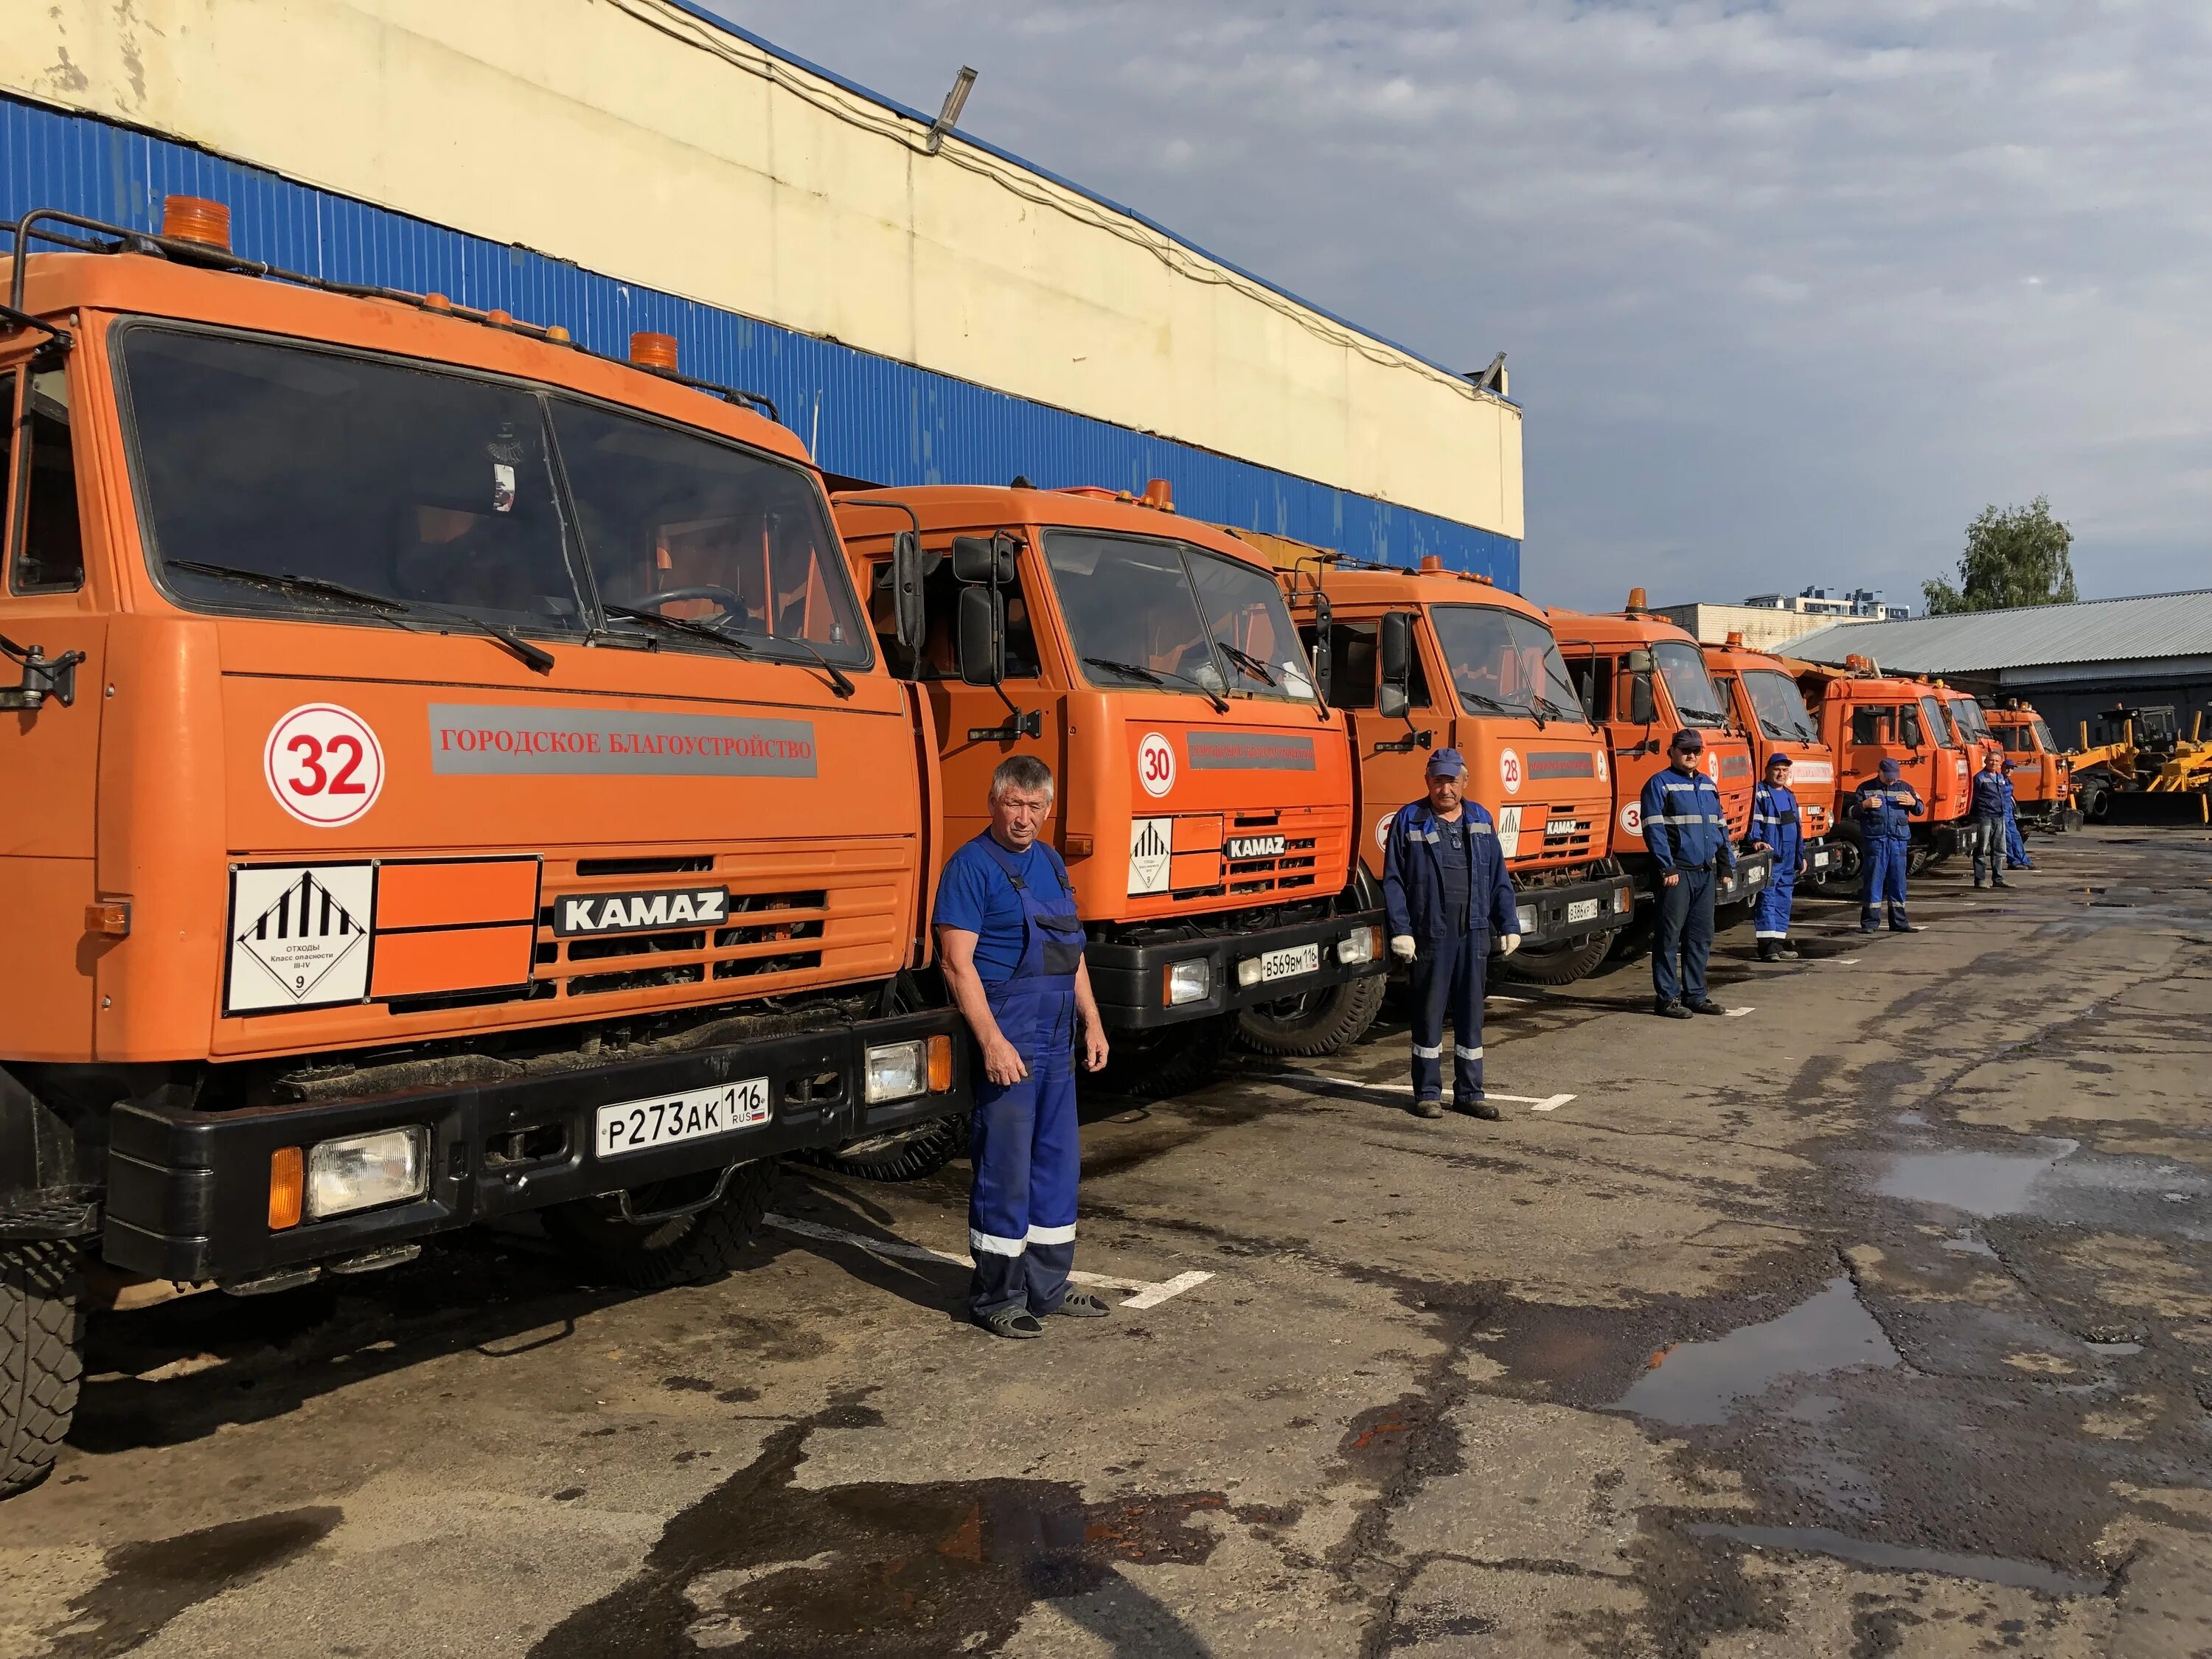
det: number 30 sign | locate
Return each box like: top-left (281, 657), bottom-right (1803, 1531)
top-left (263, 703), bottom-right (386, 827)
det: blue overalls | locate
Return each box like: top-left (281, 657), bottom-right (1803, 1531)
top-left (1854, 778), bottom-right (1923, 931)
top-left (1750, 780), bottom-right (1802, 944)
top-left (2003, 776), bottom-right (2034, 867)
top-left (1641, 764), bottom-right (1736, 1006)
top-left (964, 835), bottom-right (1087, 1321)
top-left (1382, 801), bottom-right (1520, 1105)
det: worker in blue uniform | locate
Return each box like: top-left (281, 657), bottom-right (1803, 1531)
top-left (936, 755), bottom-right (1112, 1339)
top-left (1966, 748), bottom-right (2011, 889)
top-left (1641, 729), bottom-right (1736, 1018)
top-left (1749, 753), bottom-right (1807, 963)
top-left (1854, 757), bottom-right (1925, 934)
top-left (2003, 760), bottom-right (2036, 869)
top-left (1383, 748), bottom-right (1522, 1120)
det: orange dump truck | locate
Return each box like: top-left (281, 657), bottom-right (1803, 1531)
top-left (1551, 594), bottom-right (1773, 917)
top-left (835, 484), bottom-right (1384, 1073)
top-left (1787, 655), bottom-right (1975, 869)
top-left (1265, 552), bottom-right (1632, 987)
top-left (1983, 699), bottom-right (2078, 831)
top-left (1701, 632), bottom-right (1847, 886)
top-left (0, 199), bottom-right (969, 1495)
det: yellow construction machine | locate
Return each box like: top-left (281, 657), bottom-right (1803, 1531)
top-left (2069, 707), bottom-right (2212, 823)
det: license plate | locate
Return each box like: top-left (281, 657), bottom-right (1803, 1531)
top-left (1258, 943), bottom-right (1321, 983)
top-left (1567, 898), bottom-right (1600, 923)
top-left (596, 1077), bottom-right (769, 1158)
top-left (1746, 866), bottom-right (1764, 884)
top-left (1812, 850), bottom-right (1830, 868)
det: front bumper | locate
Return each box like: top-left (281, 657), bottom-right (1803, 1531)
top-left (1088, 909), bottom-right (1388, 1032)
top-left (1509, 872), bottom-right (1635, 947)
top-left (1717, 848), bottom-right (1776, 905)
top-left (100, 1009), bottom-right (970, 1284)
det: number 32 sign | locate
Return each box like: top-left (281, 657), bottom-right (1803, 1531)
top-left (264, 703), bottom-right (386, 827)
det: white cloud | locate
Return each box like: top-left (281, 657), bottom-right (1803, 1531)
top-left (713, 0), bottom-right (2212, 608)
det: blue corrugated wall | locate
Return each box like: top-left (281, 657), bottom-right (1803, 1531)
top-left (1, 95), bottom-right (1520, 585)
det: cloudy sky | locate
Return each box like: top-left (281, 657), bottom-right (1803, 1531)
top-left (712, 1), bottom-right (2211, 612)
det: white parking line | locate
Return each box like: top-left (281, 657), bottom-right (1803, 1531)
top-left (1723, 1006), bottom-right (1755, 1018)
top-left (1833, 957), bottom-right (1862, 965)
top-left (763, 1213), bottom-right (1214, 1309)
top-left (1253, 1070), bottom-right (1576, 1113)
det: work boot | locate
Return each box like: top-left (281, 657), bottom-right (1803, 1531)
top-left (1891, 922), bottom-right (1924, 934)
top-left (1412, 1095), bottom-right (1445, 1119)
top-left (1045, 1290), bottom-right (1110, 1320)
top-left (1655, 1000), bottom-right (1693, 1020)
top-left (1688, 998), bottom-right (1728, 1015)
top-left (975, 1307), bottom-right (1046, 1340)
top-left (1756, 942), bottom-right (1781, 963)
top-left (1973, 878), bottom-right (1987, 889)
top-left (1775, 942), bottom-right (1800, 960)
top-left (1455, 1097), bottom-right (1502, 1121)
top-left (1992, 878), bottom-right (2011, 888)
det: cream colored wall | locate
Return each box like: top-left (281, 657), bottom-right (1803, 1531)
top-left (1655, 603), bottom-right (1875, 652)
top-left (5, 0), bottom-right (1522, 539)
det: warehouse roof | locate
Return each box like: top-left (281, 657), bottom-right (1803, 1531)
top-left (1792, 588), bottom-right (2212, 675)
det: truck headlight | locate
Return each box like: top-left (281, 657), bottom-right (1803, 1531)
top-left (1165, 959), bottom-right (1211, 1006)
top-left (1337, 928), bottom-right (1378, 965)
top-left (1237, 957), bottom-right (1265, 988)
top-left (864, 1039), bottom-right (926, 1103)
top-left (305, 1127), bottom-right (428, 1221)
top-left (1516, 908), bottom-right (1536, 936)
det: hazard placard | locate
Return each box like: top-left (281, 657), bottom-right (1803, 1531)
top-left (1128, 816), bottom-right (1172, 896)
top-left (226, 864), bottom-right (376, 1015)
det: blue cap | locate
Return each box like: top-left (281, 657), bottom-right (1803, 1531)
top-left (1879, 757), bottom-right (1902, 776)
top-left (1670, 728), bottom-right (1704, 754)
top-left (1426, 747), bottom-right (1466, 777)
top-left (2001, 759), bottom-right (2017, 771)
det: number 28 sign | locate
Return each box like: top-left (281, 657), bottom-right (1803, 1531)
top-left (264, 703), bottom-right (386, 827)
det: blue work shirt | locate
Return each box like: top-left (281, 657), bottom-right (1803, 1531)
top-left (1854, 778), bottom-right (1924, 841)
top-left (1750, 781), bottom-right (1802, 867)
top-left (1969, 771), bottom-right (2008, 819)
top-left (935, 836), bottom-right (1074, 985)
top-left (1383, 800), bottom-right (1520, 948)
top-left (1640, 764), bottom-right (1735, 872)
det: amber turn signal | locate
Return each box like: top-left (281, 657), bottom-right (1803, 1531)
top-left (926, 1034), bottom-right (955, 1095)
top-left (1062, 833), bottom-right (1094, 858)
top-left (268, 1147), bottom-right (304, 1231)
top-left (84, 900), bottom-right (131, 937)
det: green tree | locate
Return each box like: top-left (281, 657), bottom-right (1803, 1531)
top-left (1921, 497), bottom-right (2078, 615)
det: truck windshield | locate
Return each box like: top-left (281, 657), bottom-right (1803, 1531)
top-left (1740, 669), bottom-right (1820, 743)
top-left (1949, 695), bottom-right (1990, 740)
top-left (2033, 719), bottom-right (2056, 751)
top-left (1429, 604), bottom-right (1584, 723)
top-left (1046, 530), bottom-right (1312, 701)
top-left (117, 325), bottom-right (864, 663)
top-left (1920, 695), bottom-right (1956, 747)
top-left (1653, 641), bottom-right (1730, 727)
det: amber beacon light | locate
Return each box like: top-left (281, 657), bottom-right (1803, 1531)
top-left (629, 331), bottom-right (681, 371)
top-left (160, 194), bottom-right (232, 251)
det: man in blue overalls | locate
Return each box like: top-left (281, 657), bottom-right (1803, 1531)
top-left (2003, 760), bottom-right (2036, 869)
top-left (936, 756), bottom-right (1112, 1339)
top-left (1641, 729), bottom-right (1736, 1018)
top-left (1853, 757), bottom-right (1925, 934)
top-left (1749, 753), bottom-right (1806, 963)
top-left (1383, 748), bottom-right (1521, 1121)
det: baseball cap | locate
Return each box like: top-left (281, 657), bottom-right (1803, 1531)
top-left (1670, 729), bottom-right (1704, 754)
top-left (1879, 757), bottom-right (1902, 776)
top-left (1425, 747), bottom-right (1467, 778)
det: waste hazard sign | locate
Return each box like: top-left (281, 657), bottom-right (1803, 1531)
top-left (226, 864), bottom-right (376, 1015)
top-left (1128, 816), bottom-right (1172, 896)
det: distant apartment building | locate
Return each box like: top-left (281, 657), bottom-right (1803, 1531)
top-left (1655, 586), bottom-right (1907, 651)
top-left (1742, 587), bottom-right (1911, 622)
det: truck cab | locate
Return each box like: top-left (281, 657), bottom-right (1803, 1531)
top-left (1270, 552), bottom-right (1632, 987)
top-left (1702, 632), bottom-right (1846, 885)
top-left (1985, 699), bottom-right (2076, 831)
top-left (1789, 655), bottom-right (1972, 867)
top-left (1552, 594), bottom-right (1773, 910)
top-left (0, 198), bottom-right (970, 1495)
top-left (835, 484), bottom-right (1385, 1068)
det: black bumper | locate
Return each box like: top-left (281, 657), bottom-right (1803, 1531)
top-left (100, 1009), bottom-right (970, 1284)
top-left (1088, 909), bottom-right (1387, 1032)
top-left (1508, 870), bottom-right (1635, 947)
top-left (1717, 848), bottom-right (1777, 905)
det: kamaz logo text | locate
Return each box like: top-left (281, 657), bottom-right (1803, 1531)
top-left (1225, 835), bottom-right (1287, 860)
top-left (555, 886), bottom-right (730, 936)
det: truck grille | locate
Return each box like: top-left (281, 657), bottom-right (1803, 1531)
top-left (1151, 807), bottom-right (1349, 911)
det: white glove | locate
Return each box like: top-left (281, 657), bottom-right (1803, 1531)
top-left (1498, 933), bottom-right (1521, 957)
top-left (1390, 934), bottom-right (1417, 962)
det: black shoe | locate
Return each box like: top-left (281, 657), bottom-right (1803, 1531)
top-left (1861, 925), bottom-right (1882, 936)
top-left (1776, 943), bottom-right (1800, 960)
top-left (975, 1307), bottom-right (1046, 1340)
top-left (1655, 1000), bottom-right (1693, 1019)
top-left (1992, 880), bottom-right (2011, 888)
top-left (1756, 943), bottom-right (1780, 963)
top-left (1455, 1098), bottom-right (1502, 1121)
top-left (1688, 998), bottom-right (1727, 1015)
top-left (1973, 880), bottom-right (1987, 889)
top-left (1412, 1096), bottom-right (1445, 1119)
top-left (1891, 923), bottom-right (1923, 933)
top-left (1044, 1290), bottom-right (1110, 1320)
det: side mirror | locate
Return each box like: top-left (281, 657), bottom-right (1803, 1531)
top-left (1627, 673), bottom-right (1656, 726)
top-left (957, 585), bottom-right (1005, 686)
top-left (889, 530), bottom-right (926, 655)
top-left (1378, 610), bottom-right (1414, 720)
top-left (1311, 592), bottom-right (1333, 707)
top-left (950, 533), bottom-right (1016, 585)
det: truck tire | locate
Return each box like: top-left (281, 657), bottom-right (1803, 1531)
top-left (0, 1240), bottom-right (83, 1500)
top-left (1103, 1013), bottom-right (1237, 1097)
top-left (1496, 930), bottom-right (1612, 987)
top-left (805, 1115), bottom-right (968, 1183)
top-left (541, 1159), bottom-right (778, 1291)
top-left (2081, 784), bottom-right (2112, 824)
top-left (1236, 975), bottom-right (1385, 1057)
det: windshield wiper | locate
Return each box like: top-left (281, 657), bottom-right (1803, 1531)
top-left (169, 558), bottom-right (554, 673)
top-left (1084, 655), bottom-right (1228, 714)
top-left (608, 603), bottom-right (854, 698)
top-left (1214, 640), bottom-right (1278, 687)
top-left (1676, 705), bottom-right (1728, 723)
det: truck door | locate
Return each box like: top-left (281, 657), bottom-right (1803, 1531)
top-left (1315, 612), bottom-right (1436, 878)
top-left (0, 352), bottom-right (108, 1060)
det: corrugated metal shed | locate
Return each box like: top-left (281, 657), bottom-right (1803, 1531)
top-left (1792, 589), bottom-right (2212, 675)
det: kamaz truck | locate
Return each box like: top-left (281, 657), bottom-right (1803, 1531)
top-left (1786, 654), bottom-right (1974, 872)
top-left (1984, 699), bottom-right (2078, 833)
top-left (1702, 633), bottom-right (1847, 886)
top-left (0, 198), bottom-right (970, 1496)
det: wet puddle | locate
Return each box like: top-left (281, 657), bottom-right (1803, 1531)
top-left (1874, 1139), bottom-right (2078, 1217)
top-left (44, 1507), bottom-right (341, 1658)
top-left (1871, 1138), bottom-right (2212, 1229)
top-left (1613, 1277), bottom-right (1901, 1427)
top-left (1688, 1523), bottom-right (2104, 1596)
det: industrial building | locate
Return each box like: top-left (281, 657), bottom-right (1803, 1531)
top-left (1790, 588), bottom-right (2212, 743)
top-left (1656, 586), bottom-right (1907, 651)
top-left (0, 0), bottom-right (1523, 579)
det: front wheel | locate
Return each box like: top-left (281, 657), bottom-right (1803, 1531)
top-left (1236, 974), bottom-right (1386, 1056)
top-left (540, 1160), bottom-right (779, 1290)
top-left (0, 1239), bottom-right (83, 1500)
top-left (1102, 1013), bottom-right (1237, 1097)
top-left (806, 1116), bottom-right (968, 1183)
top-left (1496, 929), bottom-right (1613, 987)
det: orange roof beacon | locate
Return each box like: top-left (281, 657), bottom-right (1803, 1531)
top-left (1264, 546), bottom-right (1633, 988)
top-left (835, 484), bottom-right (1385, 1073)
top-left (0, 199), bottom-right (969, 1495)
top-left (1702, 631), bottom-right (1849, 887)
top-left (1551, 592), bottom-right (1774, 923)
